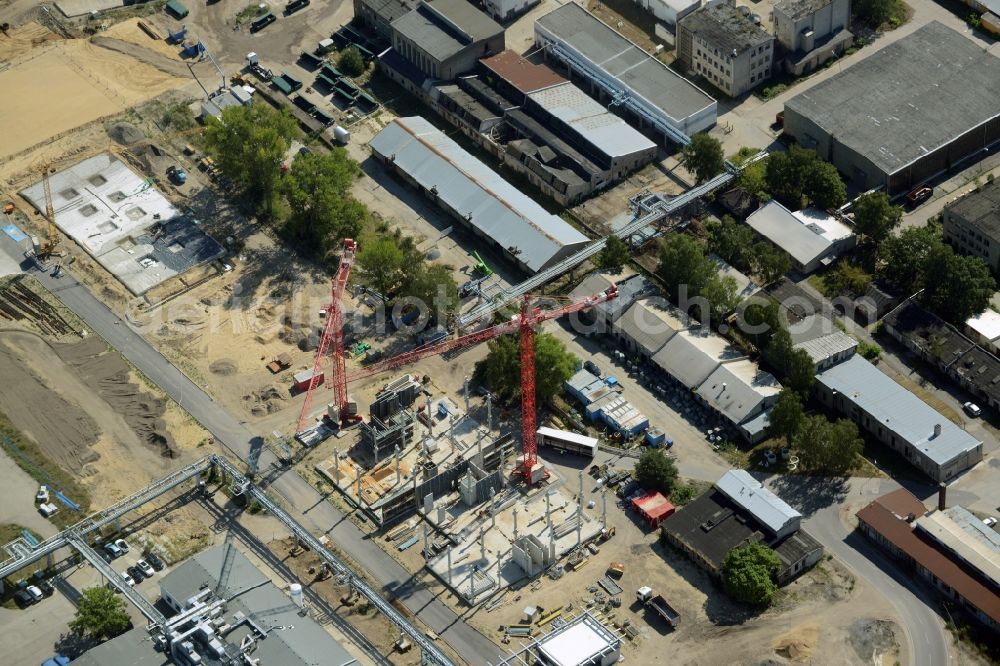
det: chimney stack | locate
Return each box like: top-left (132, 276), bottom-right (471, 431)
top-left (933, 423), bottom-right (942, 438)
top-left (938, 482), bottom-right (947, 511)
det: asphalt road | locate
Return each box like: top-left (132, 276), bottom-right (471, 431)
top-left (0, 235), bottom-right (500, 665)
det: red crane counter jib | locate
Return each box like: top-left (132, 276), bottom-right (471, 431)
top-left (296, 239), bottom-right (357, 434)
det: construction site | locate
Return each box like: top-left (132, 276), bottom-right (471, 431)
top-left (0, 0), bottom-right (969, 663)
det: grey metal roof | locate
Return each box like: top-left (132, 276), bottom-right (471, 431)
top-left (614, 300), bottom-right (684, 355)
top-left (159, 542), bottom-right (269, 603)
top-left (369, 117), bottom-right (589, 272)
top-left (681, 1), bottom-right (773, 55)
top-left (358, 0), bottom-right (415, 24)
top-left (76, 545), bottom-right (356, 666)
top-left (536, 2), bottom-right (715, 124)
top-left (746, 200), bottom-right (836, 267)
top-left (696, 361), bottom-right (780, 425)
top-left (816, 355), bottom-right (982, 466)
top-left (715, 470), bottom-right (801, 536)
top-left (391, 0), bottom-right (502, 62)
top-left (569, 273), bottom-right (652, 321)
top-left (527, 83), bottom-right (656, 159)
top-left (793, 330), bottom-right (857, 365)
top-left (947, 179), bottom-right (1000, 240)
top-left (784, 21), bottom-right (1000, 176)
top-left (652, 330), bottom-right (723, 388)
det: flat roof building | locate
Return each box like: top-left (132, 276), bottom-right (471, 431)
top-left (772, 0), bottom-right (852, 76)
top-left (677, 0), bottom-right (775, 97)
top-left (814, 355), bottom-right (983, 481)
top-left (20, 154), bottom-right (225, 295)
top-left (857, 490), bottom-right (1000, 632)
top-left (943, 179), bottom-right (1000, 273)
top-left (354, 0), bottom-right (416, 39)
top-left (370, 117), bottom-right (589, 274)
top-left (496, 611), bottom-right (623, 666)
top-left (534, 2), bottom-right (717, 142)
top-left (663, 471), bottom-right (823, 583)
top-left (390, 0), bottom-right (505, 80)
top-left (783, 21), bottom-right (1000, 195)
top-left (966, 308), bottom-right (1000, 355)
top-left (745, 200), bottom-right (855, 274)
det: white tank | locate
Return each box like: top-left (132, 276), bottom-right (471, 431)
top-left (333, 126), bottom-right (350, 145)
top-left (289, 582), bottom-right (304, 607)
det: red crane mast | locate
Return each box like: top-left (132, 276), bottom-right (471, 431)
top-left (296, 239), bottom-right (358, 434)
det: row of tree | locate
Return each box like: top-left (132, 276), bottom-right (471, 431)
top-left (656, 234), bottom-right (741, 322)
top-left (768, 389), bottom-right (863, 474)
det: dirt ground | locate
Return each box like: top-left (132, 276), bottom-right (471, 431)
top-left (0, 22), bottom-right (189, 163)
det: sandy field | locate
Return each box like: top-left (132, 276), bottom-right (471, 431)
top-left (0, 22), bottom-right (188, 162)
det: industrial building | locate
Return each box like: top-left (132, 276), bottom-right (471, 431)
top-left (744, 200), bottom-right (855, 274)
top-left (676, 0), bottom-right (775, 97)
top-left (534, 2), bottom-right (717, 142)
top-left (783, 22), bottom-right (1000, 195)
top-left (627, 0), bottom-right (702, 34)
top-left (565, 368), bottom-right (650, 440)
top-left (389, 0), bottom-right (504, 80)
top-left (607, 295), bottom-right (780, 442)
top-left (74, 544), bottom-right (358, 666)
top-left (568, 272), bottom-right (654, 331)
top-left (789, 313), bottom-right (858, 370)
top-left (663, 470), bottom-right (824, 584)
top-left (814, 355), bottom-right (983, 482)
top-left (353, 0), bottom-right (415, 39)
top-left (432, 51), bottom-right (658, 204)
top-left (942, 179), bottom-right (1000, 272)
top-left (857, 489), bottom-right (1000, 633)
top-left (369, 117), bottom-right (590, 273)
top-left (480, 0), bottom-right (538, 22)
top-left (966, 309), bottom-right (1000, 356)
top-left (772, 0), bottom-right (852, 75)
top-left (883, 298), bottom-right (1000, 412)
top-left (19, 154), bottom-right (225, 295)
top-left (495, 611), bottom-right (623, 666)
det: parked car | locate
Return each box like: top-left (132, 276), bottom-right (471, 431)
top-left (584, 360), bottom-right (602, 377)
top-left (127, 566), bottom-right (145, 583)
top-left (35, 485), bottom-right (49, 503)
top-left (984, 516), bottom-right (998, 528)
top-left (963, 402), bottom-right (982, 417)
top-left (120, 571), bottom-right (135, 587)
top-left (114, 538), bottom-right (130, 554)
top-left (145, 552), bottom-right (164, 571)
top-left (136, 560), bottom-right (155, 578)
top-left (906, 185), bottom-right (933, 208)
top-left (104, 542), bottom-right (123, 559)
top-left (26, 585), bottom-right (43, 603)
top-left (14, 589), bottom-right (34, 608)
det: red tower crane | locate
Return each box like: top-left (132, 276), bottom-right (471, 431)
top-left (295, 245), bottom-right (617, 486)
top-left (296, 238), bottom-right (358, 434)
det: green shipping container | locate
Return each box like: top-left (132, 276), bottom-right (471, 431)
top-left (165, 0), bottom-right (189, 19)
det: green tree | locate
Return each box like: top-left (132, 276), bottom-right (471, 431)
top-left (596, 236), bottom-right (631, 272)
top-left (338, 47), bottom-right (365, 76)
top-left (852, 192), bottom-right (902, 247)
top-left (736, 159), bottom-right (769, 199)
top-left (753, 242), bottom-right (792, 284)
top-left (854, 0), bottom-right (904, 27)
top-left (795, 415), bottom-right (862, 474)
top-left (806, 160), bottom-right (846, 209)
top-left (657, 234), bottom-right (715, 303)
top-left (722, 543), bottom-right (781, 606)
top-left (204, 104), bottom-right (301, 211)
top-left (766, 145), bottom-right (845, 210)
top-left (708, 215), bottom-right (756, 273)
top-left (768, 389), bottom-right (804, 446)
top-left (70, 586), bottom-right (131, 639)
top-left (356, 236), bottom-right (405, 296)
top-left (682, 133), bottom-right (725, 184)
top-left (766, 328), bottom-right (815, 395)
top-left (701, 274), bottom-right (740, 320)
top-left (478, 332), bottom-right (577, 405)
top-left (401, 263), bottom-right (459, 323)
top-left (877, 222), bottom-right (943, 293)
top-left (280, 150), bottom-right (362, 256)
top-left (739, 299), bottom-right (783, 349)
top-left (825, 261), bottom-right (872, 297)
top-left (921, 245), bottom-right (996, 323)
top-left (634, 448), bottom-right (679, 495)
